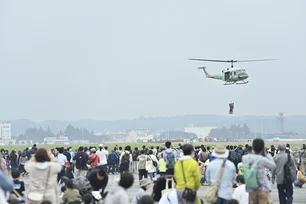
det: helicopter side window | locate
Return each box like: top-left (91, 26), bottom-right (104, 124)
top-left (234, 71), bottom-right (236, 75)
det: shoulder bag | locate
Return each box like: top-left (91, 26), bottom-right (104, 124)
top-left (27, 165), bottom-right (51, 204)
top-left (204, 159), bottom-right (227, 204)
top-left (181, 161), bottom-right (197, 202)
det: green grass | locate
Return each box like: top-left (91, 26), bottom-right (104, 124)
top-left (2, 141), bottom-right (303, 152)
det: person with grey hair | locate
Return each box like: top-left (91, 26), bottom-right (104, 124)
top-left (272, 143), bottom-right (296, 204)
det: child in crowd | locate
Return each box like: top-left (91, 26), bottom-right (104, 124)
top-left (232, 175), bottom-right (248, 204)
top-left (11, 170), bottom-right (25, 198)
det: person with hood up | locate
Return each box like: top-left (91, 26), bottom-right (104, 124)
top-left (25, 148), bottom-right (62, 204)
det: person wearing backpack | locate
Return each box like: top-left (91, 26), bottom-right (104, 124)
top-left (271, 143), bottom-right (296, 204)
top-left (119, 146), bottom-right (132, 177)
top-left (163, 141), bottom-right (177, 175)
top-left (73, 146), bottom-right (89, 177)
top-left (242, 138), bottom-right (276, 204)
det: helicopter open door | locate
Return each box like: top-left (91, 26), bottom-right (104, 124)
top-left (229, 102), bottom-right (234, 114)
top-left (224, 71), bottom-right (230, 81)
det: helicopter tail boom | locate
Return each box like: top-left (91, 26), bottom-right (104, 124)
top-left (198, 67), bottom-right (211, 78)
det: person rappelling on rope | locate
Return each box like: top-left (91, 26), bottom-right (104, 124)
top-left (229, 102), bottom-right (234, 114)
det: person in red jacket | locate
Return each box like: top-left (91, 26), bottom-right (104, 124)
top-left (89, 148), bottom-right (100, 168)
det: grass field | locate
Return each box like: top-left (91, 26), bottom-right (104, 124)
top-left (2, 141), bottom-right (304, 152)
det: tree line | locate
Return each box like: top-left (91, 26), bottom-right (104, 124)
top-left (18, 125), bottom-right (94, 143)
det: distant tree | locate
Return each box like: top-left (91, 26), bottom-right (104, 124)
top-left (209, 127), bottom-right (230, 140)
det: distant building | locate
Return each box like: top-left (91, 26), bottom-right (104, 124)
top-left (0, 123), bottom-right (11, 140)
top-left (44, 136), bottom-right (69, 144)
top-left (127, 129), bottom-right (153, 142)
top-left (184, 126), bottom-right (216, 138)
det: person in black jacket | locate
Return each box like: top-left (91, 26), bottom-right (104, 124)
top-left (87, 169), bottom-right (108, 197)
top-left (73, 146), bottom-right (89, 177)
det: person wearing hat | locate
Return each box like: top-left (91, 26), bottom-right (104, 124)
top-left (131, 178), bottom-right (152, 204)
top-left (206, 144), bottom-right (236, 203)
top-left (89, 148), bottom-right (100, 168)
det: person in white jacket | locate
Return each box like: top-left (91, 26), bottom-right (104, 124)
top-left (146, 150), bottom-right (158, 181)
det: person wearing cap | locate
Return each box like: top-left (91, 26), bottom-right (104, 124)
top-left (131, 178), bottom-right (152, 204)
top-left (206, 144), bottom-right (236, 203)
top-left (89, 148), bottom-right (100, 168)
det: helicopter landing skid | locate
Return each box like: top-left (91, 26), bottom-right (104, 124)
top-left (223, 82), bottom-right (235, 85)
top-left (236, 80), bottom-right (249, 85)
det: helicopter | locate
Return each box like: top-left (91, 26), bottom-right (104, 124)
top-left (189, 58), bottom-right (275, 85)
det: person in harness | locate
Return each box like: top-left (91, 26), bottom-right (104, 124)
top-left (229, 102), bottom-right (234, 114)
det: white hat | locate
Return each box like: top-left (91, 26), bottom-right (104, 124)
top-left (211, 144), bottom-right (229, 158)
top-left (99, 144), bottom-right (103, 147)
top-left (140, 178), bottom-right (152, 187)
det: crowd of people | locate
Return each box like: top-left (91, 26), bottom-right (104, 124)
top-left (0, 139), bottom-right (306, 204)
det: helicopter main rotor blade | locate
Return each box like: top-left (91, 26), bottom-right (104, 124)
top-left (236, 59), bottom-right (276, 62)
top-left (189, 58), bottom-right (236, 63)
top-left (189, 58), bottom-right (276, 63)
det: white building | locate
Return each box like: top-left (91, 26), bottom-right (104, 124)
top-left (0, 123), bottom-right (12, 140)
top-left (44, 136), bottom-right (69, 144)
top-left (127, 129), bottom-right (153, 142)
top-left (184, 126), bottom-right (216, 138)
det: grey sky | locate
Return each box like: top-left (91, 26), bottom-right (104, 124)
top-left (1, 1), bottom-right (305, 121)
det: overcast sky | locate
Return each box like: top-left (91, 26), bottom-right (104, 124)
top-left (0, 1), bottom-right (305, 121)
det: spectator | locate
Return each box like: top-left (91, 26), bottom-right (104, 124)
top-left (272, 143), bottom-right (296, 204)
top-left (57, 147), bottom-right (68, 182)
top-left (119, 146), bottom-right (132, 177)
top-left (25, 148), bottom-right (62, 204)
top-left (107, 150), bottom-right (118, 174)
top-left (11, 170), bottom-right (25, 198)
top-left (132, 147), bottom-right (140, 173)
top-left (61, 179), bottom-right (81, 204)
top-left (0, 156), bottom-right (14, 204)
top-left (175, 144), bottom-right (201, 204)
top-left (137, 150), bottom-right (150, 182)
top-left (96, 144), bottom-right (108, 173)
top-left (232, 175), bottom-right (248, 204)
top-left (294, 165), bottom-right (306, 188)
top-left (242, 138), bottom-right (276, 204)
top-left (104, 172), bottom-right (134, 204)
top-left (88, 148), bottom-right (100, 168)
top-left (87, 169), bottom-right (108, 197)
top-left (147, 150), bottom-right (158, 180)
top-left (163, 141), bottom-right (177, 175)
top-left (131, 178), bottom-right (152, 204)
top-left (206, 144), bottom-right (236, 203)
top-left (73, 146), bottom-right (89, 177)
top-left (158, 153), bottom-right (166, 176)
top-left (18, 152), bottom-right (28, 176)
top-left (139, 195), bottom-right (155, 204)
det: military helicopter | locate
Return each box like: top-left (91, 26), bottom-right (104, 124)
top-left (189, 58), bottom-right (275, 85)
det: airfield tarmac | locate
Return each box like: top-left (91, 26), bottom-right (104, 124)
top-left (21, 173), bottom-right (306, 204)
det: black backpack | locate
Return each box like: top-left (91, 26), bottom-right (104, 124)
top-left (284, 153), bottom-right (297, 185)
top-left (77, 153), bottom-right (87, 167)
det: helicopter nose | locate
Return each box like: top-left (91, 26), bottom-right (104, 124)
top-left (238, 73), bottom-right (248, 80)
